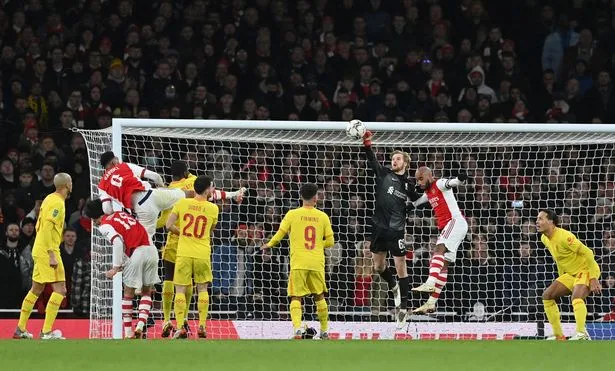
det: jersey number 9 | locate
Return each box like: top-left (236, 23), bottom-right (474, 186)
top-left (304, 226), bottom-right (316, 250)
top-left (182, 213), bottom-right (208, 238)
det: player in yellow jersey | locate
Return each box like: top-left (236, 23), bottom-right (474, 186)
top-left (263, 183), bottom-right (335, 339)
top-left (166, 175), bottom-right (219, 339)
top-left (158, 160), bottom-right (245, 337)
top-left (14, 173), bottom-right (72, 340)
top-left (537, 209), bottom-right (602, 341)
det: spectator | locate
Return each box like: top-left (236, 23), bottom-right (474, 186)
top-left (542, 14), bottom-right (579, 81)
top-left (0, 222), bottom-right (29, 308)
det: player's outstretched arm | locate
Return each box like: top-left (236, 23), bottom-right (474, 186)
top-left (362, 131), bottom-right (387, 177)
top-left (437, 173), bottom-right (468, 190)
top-left (128, 163), bottom-right (165, 187)
top-left (263, 214), bottom-right (290, 249)
top-left (165, 211), bottom-right (180, 235)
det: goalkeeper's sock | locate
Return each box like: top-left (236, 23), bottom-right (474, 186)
top-left (315, 299), bottom-right (329, 333)
top-left (197, 291), bottom-right (209, 328)
top-left (378, 268), bottom-right (396, 289)
top-left (137, 295), bottom-right (152, 329)
top-left (122, 296), bottom-right (134, 338)
top-left (429, 269), bottom-right (449, 304)
top-left (572, 298), bottom-right (588, 333)
top-left (161, 280), bottom-right (174, 323)
top-left (543, 299), bottom-right (564, 337)
top-left (398, 276), bottom-right (410, 310)
top-left (17, 291), bottom-right (39, 331)
top-left (174, 293), bottom-right (187, 329)
top-left (42, 292), bottom-right (64, 333)
top-left (185, 284), bottom-right (194, 314)
top-left (290, 299), bottom-right (302, 332)
top-left (427, 254), bottom-right (446, 286)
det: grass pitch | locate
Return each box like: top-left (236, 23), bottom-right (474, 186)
top-left (1, 340), bottom-right (613, 371)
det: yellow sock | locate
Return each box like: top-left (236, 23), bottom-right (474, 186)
top-left (572, 298), bottom-right (588, 333)
top-left (185, 284), bottom-right (194, 315)
top-left (315, 299), bottom-right (329, 333)
top-left (543, 299), bottom-right (563, 337)
top-left (174, 293), bottom-right (187, 329)
top-left (42, 292), bottom-right (64, 333)
top-left (18, 291), bottom-right (39, 331)
top-left (162, 281), bottom-right (174, 323)
top-left (290, 299), bottom-right (302, 331)
top-left (197, 291), bottom-right (209, 327)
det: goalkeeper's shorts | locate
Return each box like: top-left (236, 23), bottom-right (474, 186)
top-left (287, 269), bottom-right (327, 297)
top-left (556, 271), bottom-right (591, 291)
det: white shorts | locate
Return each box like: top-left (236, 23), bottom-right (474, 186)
top-left (123, 245), bottom-right (160, 289)
top-left (436, 218), bottom-right (468, 263)
top-left (133, 188), bottom-right (185, 236)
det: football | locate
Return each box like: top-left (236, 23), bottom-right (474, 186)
top-left (345, 119), bottom-right (366, 140)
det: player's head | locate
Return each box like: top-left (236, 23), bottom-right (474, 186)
top-left (194, 175), bottom-right (214, 197)
top-left (391, 150), bottom-right (410, 174)
top-left (100, 151), bottom-right (118, 169)
top-left (84, 199), bottom-right (105, 224)
top-left (415, 166), bottom-right (434, 190)
top-left (53, 172), bottom-right (73, 196)
top-left (170, 160), bottom-right (189, 181)
top-left (300, 182), bottom-right (319, 205)
top-left (536, 209), bottom-right (559, 233)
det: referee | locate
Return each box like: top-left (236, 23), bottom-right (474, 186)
top-left (362, 130), bottom-right (418, 328)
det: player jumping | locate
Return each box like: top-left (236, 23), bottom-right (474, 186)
top-left (97, 151), bottom-right (191, 237)
top-left (537, 209), bottom-right (601, 340)
top-left (411, 166), bottom-right (468, 315)
top-left (166, 175), bottom-right (219, 339)
top-left (263, 183), bottom-right (335, 339)
top-left (361, 130), bottom-right (417, 328)
top-left (158, 160), bottom-right (246, 338)
top-left (86, 199), bottom-right (160, 339)
top-left (14, 173), bottom-right (72, 340)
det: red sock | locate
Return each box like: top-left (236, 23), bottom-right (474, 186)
top-left (428, 254), bottom-right (446, 283)
top-left (122, 296), bottom-right (133, 335)
top-left (137, 295), bottom-right (152, 328)
top-left (430, 269), bottom-right (448, 301)
top-left (211, 189), bottom-right (227, 201)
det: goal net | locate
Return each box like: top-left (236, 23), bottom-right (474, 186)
top-left (80, 121), bottom-right (615, 340)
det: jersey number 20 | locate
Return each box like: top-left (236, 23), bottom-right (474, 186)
top-left (304, 226), bottom-right (316, 250)
top-left (183, 213), bottom-right (208, 238)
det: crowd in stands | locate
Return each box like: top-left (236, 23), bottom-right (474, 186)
top-left (0, 0), bottom-right (614, 321)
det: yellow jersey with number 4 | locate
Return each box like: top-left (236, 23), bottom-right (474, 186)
top-left (541, 227), bottom-right (601, 279)
top-left (171, 197), bottom-right (218, 260)
top-left (268, 206), bottom-right (335, 271)
top-left (32, 193), bottom-right (65, 258)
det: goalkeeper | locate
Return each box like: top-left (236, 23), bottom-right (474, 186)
top-left (157, 160), bottom-right (246, 337)
top-left (537, 209), bottom-right (601, 340)
top-left (360, 130), bottom-right (419, 328)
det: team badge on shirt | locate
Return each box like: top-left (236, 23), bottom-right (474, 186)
top-left (52, 209), bottom-right (59, 217)
top-left (567, 236), bottom-right (573, 244)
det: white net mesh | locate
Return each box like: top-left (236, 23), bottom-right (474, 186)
top-left (79, 124), bottom-right (615, 340)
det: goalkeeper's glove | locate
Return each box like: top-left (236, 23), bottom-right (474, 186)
top-left (457, 172), bottom-right (468, 182)
top-left (363, 130), bottom-right (373, 148)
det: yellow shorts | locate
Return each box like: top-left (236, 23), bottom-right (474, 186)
top-left (162, 243), bottom-right (177, 263)
top-left (173, 256), bottom-right (212, 286)
top-left (32, 255), bottom-right (65, 284)
top-left (287, 269), bottom-right (327, 297)
top-left (556, 270), bottom-right (590, 291)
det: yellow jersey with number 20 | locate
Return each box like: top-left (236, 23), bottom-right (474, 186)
top-left (171, 197), bottom-right (218, 260)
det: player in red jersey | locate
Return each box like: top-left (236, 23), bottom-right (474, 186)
top-left (97, 151), bottom-right (191, 236)
top-left (410, 166), bottom-right (469, 314)
top-left (85, 199), bottom-right (160, 339)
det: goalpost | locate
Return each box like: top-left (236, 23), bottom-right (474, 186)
top-left (80, 120), bottom-right (615, 340)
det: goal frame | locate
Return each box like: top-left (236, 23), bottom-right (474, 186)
top-left (105, 119), bottom-right (613, 339)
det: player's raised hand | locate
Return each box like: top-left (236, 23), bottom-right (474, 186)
top-left (590, 278), bottom-right (602, 294)
top-left (363, 130), bottom-right (373, 147)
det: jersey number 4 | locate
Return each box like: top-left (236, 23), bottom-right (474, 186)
top-left (182, 213), bottom-right (208, 238)
top-left (304, 226), bottom-right (316, 250)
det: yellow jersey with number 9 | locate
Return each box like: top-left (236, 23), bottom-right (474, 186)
top-left (32, 193), bottom-right (65, 258)
top-left (171, 197), bottom-right (219, 260)
top-left (268, 206), bottom-right (335, 271)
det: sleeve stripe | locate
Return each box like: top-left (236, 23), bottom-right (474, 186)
top-left (110, 234), bottom-right (121, 243)
top-left (445, 179), bottom-right (452, 189)
top-left (140, 169), bottom-right (146, 178)
top-left (101, 198), bottom-right (112, 203)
